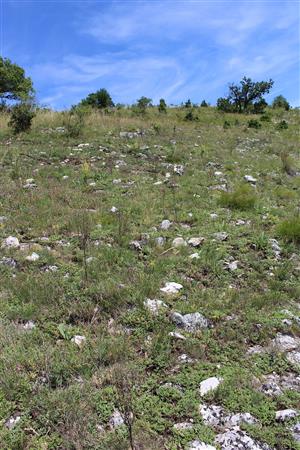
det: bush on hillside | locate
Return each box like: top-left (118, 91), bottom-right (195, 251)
top-left (8, 102), bottom-right (35, 133)
top-left (277, 217), bottom-right (300, 243)
top-left (219, 185), bottom-right (257, 210)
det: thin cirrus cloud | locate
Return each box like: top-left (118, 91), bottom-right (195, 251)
top-left (4, 0), bottom-right (299, 109)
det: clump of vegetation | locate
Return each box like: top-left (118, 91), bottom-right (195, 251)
top-left (8, 102), bottom-right (35, 133)
top-left (260, 114), bottom-right (271, 122)
top-left (63, 108), bottom-right (85, 137)
top-left (248, 119), bottom-right (261, 129)
top-left (134, 96), bottom-right (152, 114)
top-left (79, 88), bottom-right (114, 109)
top-left (272, 95), bottom-right (290, 110)
top-left (223, 120), bottom-right (231, 129)
top-left (158, 98), bottom-right (167, 113)
top-left (277, 216), bottom-right (300, 243)
top-left (184, 109), bottom-right (198, 121)
top-left (280, 151), bottom-right (297, 176)
top-left (276, 120), bottom-right (288, 130)
top-left (219, 185), bottom-right (257, 210)
top-left (217, 76), bottom-right (273, 113)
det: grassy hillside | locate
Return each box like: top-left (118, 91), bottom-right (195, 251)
top-left (0, 106), bottom-right (299, 450)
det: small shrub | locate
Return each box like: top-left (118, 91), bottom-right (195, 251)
top-left (280, 151), bottom-right (296, 176)
top-left (248, 119), bottom-right (261, 129)
top-left (219, 185), bottom-right (257, 210)
top-left (8, 102), bottom-right (35, 133)
top-left (184, 110), bottom-right (198, 121)
top-left (260, 114), bottom-right (271, 122)
top-left (277, 217), bottom-right (300, 243)
top-left (276, 120), bottom-right (288, 130)
top-left (223, 120), bottom-right (231, 129)
top-left (63, 110), bottom-right (85, 137)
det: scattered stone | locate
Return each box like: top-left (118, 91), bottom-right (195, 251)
top-left (110, 206), bottom-right (118, 213)
top-left (129, 240), bottom-right (143, 251)
top-left (286, 351), bottom-right (300, 367)
top-left (244, 175), bottom-right (257, 184)
top-left (210, 213), bottom-right (218, 220)
top-left (178, 353), bottom-right (194, 363)
top-left (275, 409), bottom-right (298, 422)
top-left (0, 257), bottom-right (17, 268)
top-left (174, 164), bottom-right (184, 175)
top-left (172, 237), bottom-right (187, 248)
top-left (2, 236), bottom-right (20, 248)
top-left (23, 320), bottom-right (36, 330)
top-left (71, 335), bottom-right (86, 347)
top-left (216, 428), bottom-right (271, 450)
top-left (171, 312), bottom-right (209, 332)
top-left (224, 260), bottom-right (238, 271)
top-left (200, 404), bottom-right (225, 426)
top-left (188, 237), bottom-right (205, 247)
top-left (25, 252), bottom-right (40, 262)
top-left (160, 219), bottom-right (172, 230)
top-left (187, 441), bottom-right (216, 450)
top-left (5, 415), bottom-right (21, 430)
top-left (0, 216), bottom-right (8, 223)
top-left (272, 333), bottom-right (300, 352)
top-left (173, 422), bottom-right (193, 430)
top-left (226, 412), bottom-right (258, 427)
top-left (160, 282), bottom-right (183, 295)
top-left (247, 345), bottom-right (266, 355)
top-left (112, 179), bottom-right (121, 184)
top-left (144, 299), bottom-right (167, 315)
top-left (109, 410), bottom-right (124, 428)
top-left (189, 253), bottom-right (200, 259)
top-left (23, 178), bottom-right (37, 189)
top-left (169, 331), bottom-right (186, 340)
top-left (155, 236), bottom-right (165, 247)
top-left (291, 422), bottom-right (300, 443)
top-left (213, 232), bottom-right (228, 241)
top-left (199, 377), bottom-right (223, 396)
top-left (269, 239), bottom-right (281, 258)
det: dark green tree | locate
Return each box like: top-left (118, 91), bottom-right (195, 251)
top-left (184, 99), bottom-right (192, 108)
top-left (228, 77), bottom-right (273, 113)
top-left (272, 95), bottom-right (290, 110)
top-left (135, 96), bottom-right (152, 113)
top-left (158, 98), bottom-right (167, 113)
top-left (0, 57), bottom-right (34, 102)
top-left (80, 88), bottom-right (114, 109)
top-left (200, 100), bottom-right (208, 107)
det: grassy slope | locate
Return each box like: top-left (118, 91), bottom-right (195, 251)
top-left (0, 106), bottom-right (299, 449)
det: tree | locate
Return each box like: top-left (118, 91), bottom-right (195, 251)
top-left (217, 76), bottom-right (273, 113)
top-left (217, 97), bottom-right (234, 112)
top-left (184, 99), bottom-right (192, 108)
top-left (158, 98), bottom-right (167, 113)
top-left (272, 95), bottom-right (290, 110)
top-left (0, 57), bottom-right (34, 103)
top-left (135, 96), bottom-right (152, 113)
top-left (80, 88), bottom-right (114, 109)
top-left (200, 100), bottom-right (208, 107)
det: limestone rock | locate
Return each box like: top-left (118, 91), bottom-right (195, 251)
top-left (171, 312), bottom-right (209, 332)
top-left (199, 377), bottom-right (223, 396)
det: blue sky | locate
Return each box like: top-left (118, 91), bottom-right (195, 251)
top-left (2, 0), bottom-right (300, 109)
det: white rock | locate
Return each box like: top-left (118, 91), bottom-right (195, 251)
top-left (160, 219), bottom-right (172, 230)
top-left (25, 252), bottom-right (40, 262)
top-left (244, 175), bottom-right (257, 184)
top-left (273, 333), bottom-right (300, 352)
top-left (291, 422), bottom-right (300, 443)
top-left (62, 175), bottom-right (69, 180)
top-left (2, 236), bottom-right (20, 248)
top-left (224, 260), bottom-right (238, 271)
top-left (155, 236), bottom-right (166, 247)
top-left (216, 428), bottom-right (272, 450)
top-left (214, 171), bottom-right (223, 177)
top-left (169, 331), bottom-right (186, 340)
top-left (188, 237), bottom-right (205, 247)
top-left (227, 412), bottom-right (258, 427)
top-left (5, 415), bottom-right (21, 430)
top-left (173, 422), bottom-right (193, 430)
top-left (187, 441), bottom-right (216, 450)
top-left (199, 404), bottom-right (225, 426)
top-left (71, 335), bottom-right (86, 347)
top-left (109, 410), bottom-right (124, 428)
top-left (110, 206), bottom-right (118, 213)
top-left (286, 351), bottom-right (300, 366)
top-left (210, 213), bottom-right (218, 220)
top-left (171, 312), bottom-right (209, 332)
top-left (160, 282), bottom-right (183, 295)
top-left (172, 237), bottom-right (187, 248)
top-left (23, 320), bottom-right (36, 330)
top-left (276, 409), bottom-right (298, 422)
top-left (144, 299), bottom-right (167, 315)
top-left (189, 253), bottom-right (200, 259)
top-left (112, 179), bottom-right (121, 184)
top-left (213, 232), bottom-right (228, 241)
top-left (199, 377), bottom-right (223, 396)
top-left (174, 164), bottom-right (184, 175)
